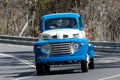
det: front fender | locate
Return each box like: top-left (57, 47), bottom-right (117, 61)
top-left (88, 44), bottom-right (94, 58)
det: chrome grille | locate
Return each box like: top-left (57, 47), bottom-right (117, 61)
top-left (50, 43), bottom-right (72, 55)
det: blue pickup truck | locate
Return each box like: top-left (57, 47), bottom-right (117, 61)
top-left (34, 13), bottom-right (94, 75)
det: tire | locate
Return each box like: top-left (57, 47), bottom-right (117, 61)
top-left (89, 58), bottom-right (94, 69)
top-left (81, 60), bottom-right (88, 72)
top-left (36, 63), bottom-right (50, 75)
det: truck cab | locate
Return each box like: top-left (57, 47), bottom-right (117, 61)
top-left (34, 13), bottom-right (94, 75)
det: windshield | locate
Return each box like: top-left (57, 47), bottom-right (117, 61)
top-left (45, 18), bottom-right (77, 30)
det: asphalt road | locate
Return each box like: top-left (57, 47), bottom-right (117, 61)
top-left (0, 43), bottom-right (120, 80)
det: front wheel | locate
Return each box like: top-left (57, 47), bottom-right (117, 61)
top-left (81, 60), bottom-right (88, 72)
top-left (36, 63), bottom-right (50, 75)
top-left (89, 58), bottom-right (94, 69)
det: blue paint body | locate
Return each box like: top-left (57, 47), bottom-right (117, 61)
top-left (34, 13), bottom-right (94, 64)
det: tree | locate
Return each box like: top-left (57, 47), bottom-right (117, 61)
top-left (0, 0), bottom-right (120, 41)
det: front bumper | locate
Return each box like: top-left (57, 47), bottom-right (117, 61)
top-left (36, 55), bottom-right (86, 63)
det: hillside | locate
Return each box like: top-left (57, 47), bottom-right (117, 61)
top-left (0, 0), bottom-right (120, 41)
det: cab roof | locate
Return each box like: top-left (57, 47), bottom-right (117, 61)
top-left (42, 13), bottom-right (80, 20)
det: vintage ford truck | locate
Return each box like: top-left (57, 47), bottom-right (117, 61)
top-left (34, 13), bottom-right (94, 75)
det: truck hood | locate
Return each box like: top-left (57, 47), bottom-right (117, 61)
top-left (40, 29), bottom-right (86, 40)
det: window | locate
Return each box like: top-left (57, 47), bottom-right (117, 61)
top-left (79, 17), bottom-right (84, 28)
top-left (45, 18), bottom-right (77, 30)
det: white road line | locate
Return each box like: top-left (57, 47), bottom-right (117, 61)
top-left (0, 53), bottom-right (35, 68)
top-left (99, 74), bottom-right (120, 80)
top-left (0, 52), bottom-right (36, 80)
top-left (0, 53), bottom-right (13, 57)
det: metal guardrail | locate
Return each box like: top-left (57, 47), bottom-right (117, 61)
top-left (0, 35), bottom-right (38, 46)
top-left (0, 35), bottom-right (120, 52)
top-left (90, 41), bottom-right (120, 52)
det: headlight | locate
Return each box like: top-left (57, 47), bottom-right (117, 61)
top-left (41, 44), bottom-right (50, 53)
top-left (72, 43), bottom-right (80, 50)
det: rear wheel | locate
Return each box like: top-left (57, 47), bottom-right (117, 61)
top-left (36, 63), bottom-right (50, 75)
top-left (81, 60), bottom-right (88, 72)
top-left (89, 58), bottom-right (94, 69)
